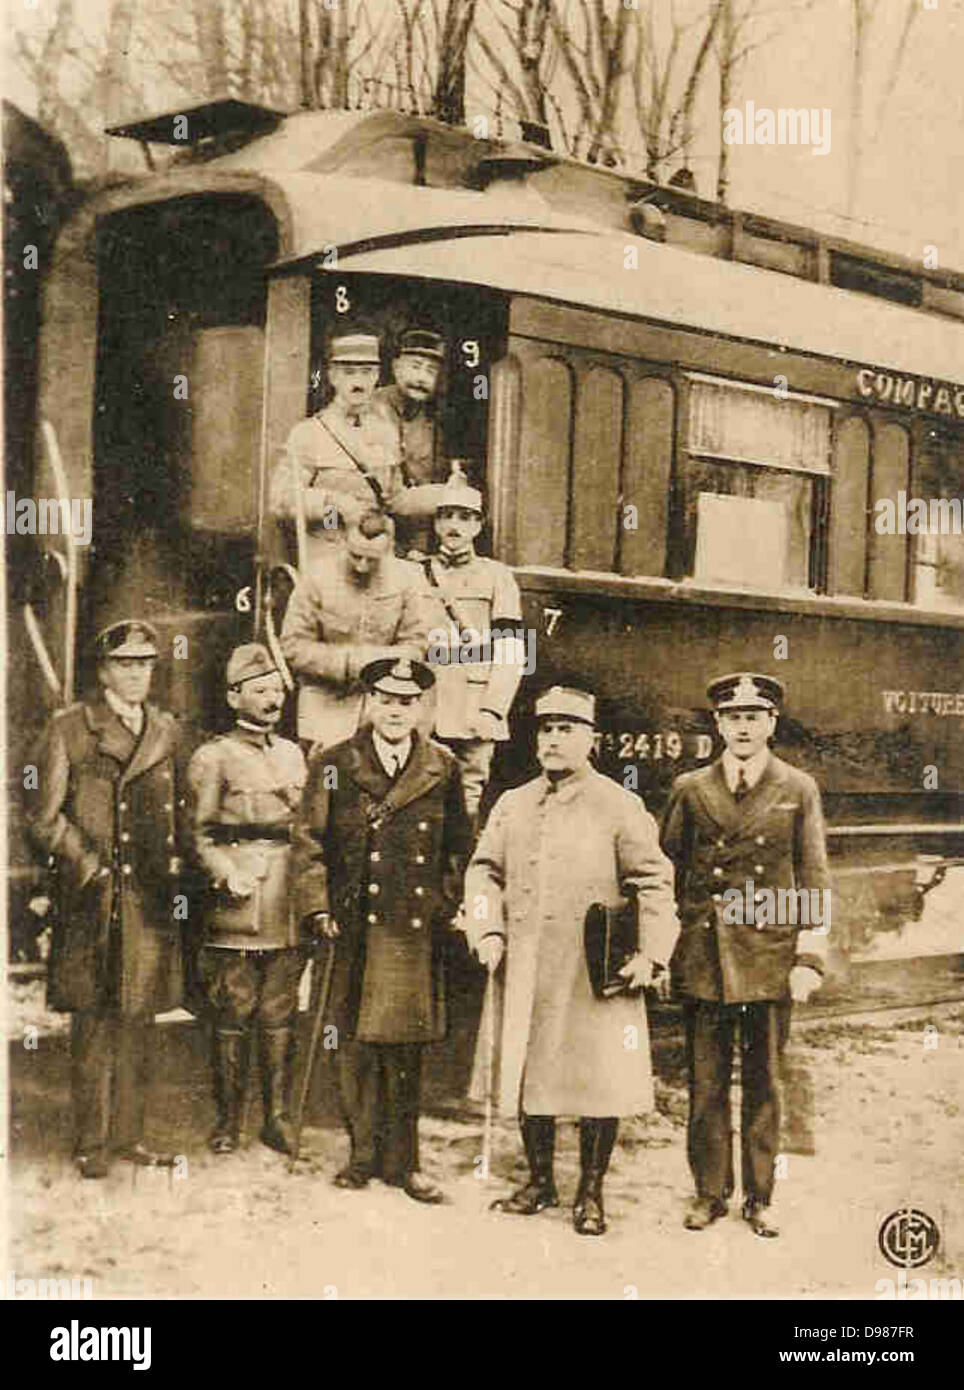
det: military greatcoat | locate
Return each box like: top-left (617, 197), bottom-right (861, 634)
top-left (24, 700), bottom-right (184, 1016)
top-left (660, 754), bottom-right (830, 1002)
top-left (293, 728), bottom-right (472, 1041)
top-left (464, 766), bottom-right (679, 1118)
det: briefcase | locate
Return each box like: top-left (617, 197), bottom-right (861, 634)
top-left (584, 899), bottom-right (639, 999)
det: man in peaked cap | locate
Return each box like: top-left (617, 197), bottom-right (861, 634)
top-left (186, 643), bottom-right (307, 1155)
top-left (422, 463), bottom-right (525, 827)
top-left (464, 684), bottom-right (678, 1235)
top-left (372, 329), bottom-right (448, 554)
top-left (270, 333), bottom-right (404, 569)
top-left (293, 655), bottom-right (471, 1202)
top-left (24, 619), bottom-right (184, 1178)
top-left (661, 672), bottom-right (830, 1238)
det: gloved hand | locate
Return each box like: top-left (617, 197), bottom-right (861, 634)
top-left (789, 964), bottom-right (822, 1003)
top-left (476, 934), bottom-right (505, 972)
top-left (225, 868), bottom-right (256, 899)
top-left (308, 912), bottom-right (340, 940)
top-left (618, 952), bottom-right (671, 999)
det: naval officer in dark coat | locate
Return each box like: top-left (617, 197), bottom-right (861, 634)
top-left (661, 673), bottom-right (829, 1238)
top-left (24, 620), bottom-right (184, 1178)
top-left (293, 656), bottom-right (471, 1202)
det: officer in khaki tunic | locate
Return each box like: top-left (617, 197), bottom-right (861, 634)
top-left (661, 673), bottom-right (829, 1238)
top-left (270, 334), bottom-right (403, 568)
top-left (422, 466), bottom-right (525, 825)
top-left (280, 510), bottom-right (431, 751)
top-left (293, 657), bottom-right (471, 1203)
top-left (187, 644), bottom-right (307, 1155)
top-left (372, 329), bottom-right (447, 556)
top-left (24, 620), bottom-right (184, 1178)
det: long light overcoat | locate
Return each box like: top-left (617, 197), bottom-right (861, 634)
top-left (24, 700), bottom-right (184, 1016)
top-left (464, 766), bottom-right (679, 1118)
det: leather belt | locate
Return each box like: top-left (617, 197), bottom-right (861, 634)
top-left (206, 824), bottom-right (292, 844)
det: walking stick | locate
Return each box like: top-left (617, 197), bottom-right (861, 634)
top-left (289, 937), bottom-right (337, 1170)
top-left (482, 963), bottom-right (496, 1181)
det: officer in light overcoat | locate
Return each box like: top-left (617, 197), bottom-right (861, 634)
top-left (186, 644), bottom-right (307, 1155)
top-left (24, 620), bottom-right (184, 1178)
top-left (293, 657), bottom-right (471, 1203)
top-left (661, 673), bottom-right (830, 1238)
top-left (464, 685), bottom-right (679, 1236)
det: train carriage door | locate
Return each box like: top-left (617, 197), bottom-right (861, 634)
top-left (89, 195), bottom-right (277, 715)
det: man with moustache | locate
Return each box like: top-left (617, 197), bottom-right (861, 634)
top-left (372, 330), bottom-right (447, 555)
top-left (464, 685), bottom-right (678, 1235)
top-left (280, 510), bottom-right (430, 752)
top-left (423, 465), bottom-right (524, 827)
top-left (293, 657), bottom-right (471, 1202)
top-left (661, 673), bottom-right (829, 1239)
top-left (186, 644), bottom-right (307, 1155)
top-left (270, 334), bottom-right (403, 568)
top-left (24, 620), bottom-right (184, 1178)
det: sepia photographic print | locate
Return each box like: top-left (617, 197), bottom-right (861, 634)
top-left (3, 0), bottom-right (962, 1348)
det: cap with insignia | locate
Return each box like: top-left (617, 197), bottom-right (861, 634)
top-left (397, 329), bottom-right (446, 361)
top-left (225, 643), bottom-right (279, 688)
top-left (535, 686), bottom-right (596, 726)
top-left (95, 619), bottom-right (159, 659)
top-left (707, 672), bottom-right (784, 711)
top-left (329, 333), bottom-right (381, 365)
top-left (361, 656), bottom-right (435, 696)
top-left (435, 460), bottom-right (483, 515)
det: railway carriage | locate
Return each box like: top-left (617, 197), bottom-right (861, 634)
top-left (15, 99), bottom-right (964, 978)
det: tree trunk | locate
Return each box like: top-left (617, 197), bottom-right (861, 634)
top-left (433, 0), bottom-right (479, 125)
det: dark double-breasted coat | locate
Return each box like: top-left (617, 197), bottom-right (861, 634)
top-left (660, 754), bottom-right (830, 1003)
top-left (24, 700), bottom-right (185, 1017)
top-left (293, 728), bottom-right (472, 1042)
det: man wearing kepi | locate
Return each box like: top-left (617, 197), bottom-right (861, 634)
top-left (270, 333), bottom-right (401, 568)
top-left (24, 620), bottom-right (183, 1178)
top-left (424, 465), bottom-right (525, 826)
top-left (464, 685), bottom-right (679, 1235)
top-left (372, 329), bottom-right (447, 555)
top-left (293, 657), bottom-right (471, 1203)
top-left (661, 673), bottom-right (829, 1239)
top-left (186, 644), bottom-right (307, 1155)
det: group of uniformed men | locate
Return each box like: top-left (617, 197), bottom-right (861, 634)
top-left (24, 328), bottom-right (830, 1242)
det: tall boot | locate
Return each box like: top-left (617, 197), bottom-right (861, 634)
top-left (492, 1115), bottom-right (558, 1214)
top-left (260, 1025), bottom-right (296, 1154)
top-left (573, 1118), bottom-right (618, 1236)
top-left (209, 1029), bottom-right (247, 1154)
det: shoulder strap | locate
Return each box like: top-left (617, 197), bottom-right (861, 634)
top-left (422, 557), bottom-right (472, 640)
top-left (313, 414), bottom-right (386, 509)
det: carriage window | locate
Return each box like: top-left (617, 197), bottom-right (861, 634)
top-left (912, 429), bottom-right (964, 611)
top-left (678, 375), bottom-right (831, 590)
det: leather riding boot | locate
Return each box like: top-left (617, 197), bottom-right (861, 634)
top-left (209, 1030), bottom-right (246, 1154)
top-left (260, 1026), bottom-right (296, 1154)
top-left (573, 1118), bottom-right (618, 1236)
top-left (493, 1115), bottom-right (558, 1214)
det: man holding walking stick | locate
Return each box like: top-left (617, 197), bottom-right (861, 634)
top-left (292, 656), bottom-right (471, 1202)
